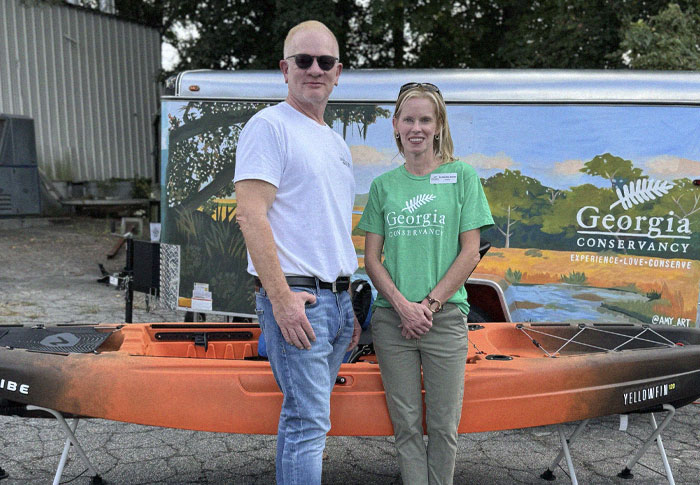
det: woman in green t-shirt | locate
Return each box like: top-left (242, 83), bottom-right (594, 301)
top-left (357, 83), bottom-right (494, 485)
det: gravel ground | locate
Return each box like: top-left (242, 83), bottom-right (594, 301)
top-left (0, 217), bottom-right (699, 484)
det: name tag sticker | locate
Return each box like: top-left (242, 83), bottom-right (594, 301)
top-left (430, 173), bottom-right (457, 184)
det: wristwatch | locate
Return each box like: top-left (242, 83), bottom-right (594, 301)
top-left (426, 294), bottom-right (443, 313)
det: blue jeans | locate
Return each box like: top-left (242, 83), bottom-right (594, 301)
top-left (256, 284), bottom-right (354, 485)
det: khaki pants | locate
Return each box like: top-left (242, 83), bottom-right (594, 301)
top-left (371, 304), bottom-right (468, 485)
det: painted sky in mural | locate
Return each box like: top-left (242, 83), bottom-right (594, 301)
top-left (340, 105), bottom-right (700, 195)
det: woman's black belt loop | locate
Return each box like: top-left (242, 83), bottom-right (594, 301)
top-left (254, 276), bottom-right (350, 293)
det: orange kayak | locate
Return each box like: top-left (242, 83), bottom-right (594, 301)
top-left (1, 322), bottom-right (699, 435)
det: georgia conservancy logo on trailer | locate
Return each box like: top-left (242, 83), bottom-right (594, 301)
top-left (575, 179), bottom-right (691, 254)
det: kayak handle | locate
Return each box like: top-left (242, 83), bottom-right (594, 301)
top-left (485, 354), bottom-right (513, 361)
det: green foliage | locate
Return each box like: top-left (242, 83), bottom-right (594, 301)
top-left (505, 268), bottom-right (522, 284)
top-left (660, 178), bottom-right (700, 234)
top-left (497, 0), bottom-right (624, 68)
top-left (541, 183), bottom-right (616, 238)
top-left (165, 101), bottom-right (267, 213)
top-left (173, 206), bottom-right (254, 312)
top-left (600, 299), bottom-right (665, 324)
top-left (560, 271), bottom-right (587, 285)
top-left (524, 249), bottom-right (543, 258)
top-left (620, 3), bottom-right (700, 70)
top-left (326, 105), bottom-right (391, 140)
top-left (131, 177), bottom-right (152, 199)
top-left (612, 283), bottom-right (641, 293)
top-left (60, 0), bottom-right (700, 72)
top-left (482, 169), bottom-right (551, 247)
top-left (581, 153), bottom-right (643, 188)
top-left (646, 289), bottom-right (662, 301)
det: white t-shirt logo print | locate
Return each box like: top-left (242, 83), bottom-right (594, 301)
top-left (401, 194), bottom-right (436, 213)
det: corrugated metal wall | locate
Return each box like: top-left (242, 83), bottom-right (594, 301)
top-left (0, 0), bottom-right (160, 181)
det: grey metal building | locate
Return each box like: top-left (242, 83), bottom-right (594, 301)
top-left (0, 0), bottom-right (160, 182)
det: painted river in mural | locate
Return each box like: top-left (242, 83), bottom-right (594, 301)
top-left (506, 284), bottom-right (650, 323)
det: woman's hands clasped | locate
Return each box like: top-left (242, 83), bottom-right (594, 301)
top-left (396, 300), bottom-right (433, 339)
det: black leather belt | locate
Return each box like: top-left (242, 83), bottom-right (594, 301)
top-left (254, 276), bottom-right (351, 293)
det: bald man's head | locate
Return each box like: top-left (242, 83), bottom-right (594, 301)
top-left (283, 20), bottom-right (339, 59)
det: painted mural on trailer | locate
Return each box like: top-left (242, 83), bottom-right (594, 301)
top-left (161, 101), bottom-right (700, 326)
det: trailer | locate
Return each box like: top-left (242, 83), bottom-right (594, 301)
top-left (159, 69), bottom-right (700, 327)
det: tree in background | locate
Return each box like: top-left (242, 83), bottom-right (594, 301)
top-left (497, 0), bottom-right (624, 68)
top-left (619, 3), bottom-right (700, 70)
top-left (61, 0), bottom-right (700, 74)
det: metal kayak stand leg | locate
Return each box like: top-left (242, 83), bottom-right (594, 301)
top-left (25, 405), bottom-right (103, 485)
top-left (541, 404), bottom-right (677, 485)
top-left (618, 404), bottom-right (676, 484)
top-left (540, 419), bottom-right (589, 484)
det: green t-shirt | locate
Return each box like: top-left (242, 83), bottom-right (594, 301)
top-left (358, 161), bottom-right (494, 315)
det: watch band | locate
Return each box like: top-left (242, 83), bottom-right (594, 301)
top-left (426, 294), bottom-right (443, 313)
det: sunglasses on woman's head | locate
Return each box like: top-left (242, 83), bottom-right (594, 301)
top-left (399, 82), bottom-right (442, 96)
top-left (286, 54), bottom-right (339, 71)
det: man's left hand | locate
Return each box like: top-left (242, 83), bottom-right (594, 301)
top-left (347, 316), bottom-right (362, 351)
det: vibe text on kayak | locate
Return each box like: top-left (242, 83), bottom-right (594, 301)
top-left (0, 377), bottom-right (30, 395)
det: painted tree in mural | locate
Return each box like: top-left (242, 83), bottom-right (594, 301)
top-left (544, 155), bottom-right (633, 247)
top-left (482, 170), bottom-right (549, 248)
top-left (165, 102), bottom-right (265, 212)
top-left (541, 184), bottom-right (616, 239)
top-left (655, 178), bottom-right (700, 259)
top-left (581, 153), bottom-right (644, 190)
top-left (665, 179), bottom-right (700, 221)
top-left (327, 106), bottom-right (392, 139)
top-left (579, 154), bottom-right (657, 250)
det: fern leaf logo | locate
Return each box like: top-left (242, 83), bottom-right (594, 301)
top-left (401, 194), bottom-right (436, 213)
top-left (609, 179), bottom-right (674, 210)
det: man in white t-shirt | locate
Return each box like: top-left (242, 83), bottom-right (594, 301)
top-left (234, 20), bottom-right (360, 485)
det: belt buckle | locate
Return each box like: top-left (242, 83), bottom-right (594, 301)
top-left (331, 280), bottom-right (338, 292)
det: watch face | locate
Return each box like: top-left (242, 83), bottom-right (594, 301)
top-left (429, 300), bottom-right (441, 313)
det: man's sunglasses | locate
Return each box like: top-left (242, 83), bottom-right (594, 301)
top-left (399, 82), bottom-right (442, 96)
top-left (286, 54), bottom-right (339, 71)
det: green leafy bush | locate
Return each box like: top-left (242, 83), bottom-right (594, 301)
top-left (560, 271), bottom-right (587, 285)
top-left (505, 268), bottom-right (522, 284)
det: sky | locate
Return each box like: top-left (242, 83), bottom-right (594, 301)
top-left (341, 104), bottom-right (700, 194)
top-left (162, 42), bottom-right (179, 71)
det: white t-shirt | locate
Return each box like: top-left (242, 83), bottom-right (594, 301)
top-left (234, 102), bottom-right (358, 281)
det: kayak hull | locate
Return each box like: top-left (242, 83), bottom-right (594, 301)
top-left (1, 322), bottom-right (699, 435)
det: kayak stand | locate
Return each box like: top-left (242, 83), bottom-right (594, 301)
top-left (25, 405), bottom-right (102, 485)
top-left (541, 404), bottom-right (676, 485)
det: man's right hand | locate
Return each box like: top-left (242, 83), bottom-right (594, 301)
top-left (271, 290), bottom-right (317, 350)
